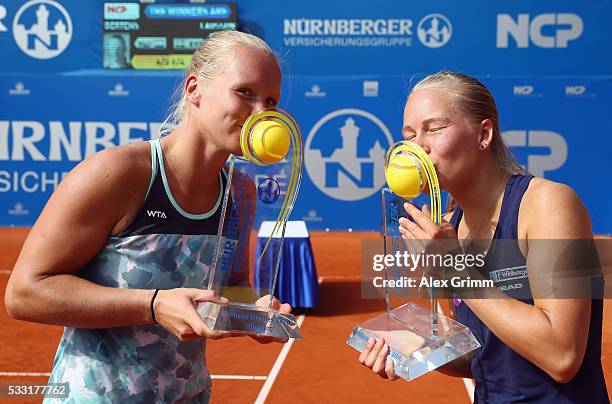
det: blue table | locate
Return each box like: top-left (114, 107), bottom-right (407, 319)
top-left (255, 221), bottom-right (319, 309)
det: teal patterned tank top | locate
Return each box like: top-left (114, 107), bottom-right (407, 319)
top-left (45, 139), bottom-right (229, 403)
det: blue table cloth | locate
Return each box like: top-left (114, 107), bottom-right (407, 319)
top-left (254, 226), bottom-right (319, 309)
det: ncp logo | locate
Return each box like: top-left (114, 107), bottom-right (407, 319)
top-left (513, 84), bottom-right (542, 97)
top-left (104, 3), bottom-right (140, 20)
top-left (497, 13), bottom-right (583, 48)
top-left (305, 109), bottom-right (393, 201)
top-left (417, 14), bottom-right (452, 48)
top-left (513, 85), bottom-right (534, 96)
top-left (12, 0), bottom-right (72, 59)
top-left (502, 130), bottom-right (568, 176)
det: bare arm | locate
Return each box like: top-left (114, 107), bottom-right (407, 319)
top-left (462, 181), bottom-right (593, 383)
top-left (5, 147), bottom-right (155, 327)
top-left (5, 145), bottom-right (232, 340)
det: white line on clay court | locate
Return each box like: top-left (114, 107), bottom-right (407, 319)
top-left (254, 314), bottom-right (306, 404)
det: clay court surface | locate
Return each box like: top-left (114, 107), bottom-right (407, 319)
top-left (1, 228), bottom-right (610, 403)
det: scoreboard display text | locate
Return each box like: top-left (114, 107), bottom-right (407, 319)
top-left (103, 2), bottom-right (237, 70)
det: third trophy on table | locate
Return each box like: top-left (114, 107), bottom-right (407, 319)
top-left (197, 110), bottom-right (304, 340)
top-left (347, 140), bottom-right (480, 381)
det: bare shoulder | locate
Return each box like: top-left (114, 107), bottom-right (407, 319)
top-left (40, 141), bottom-right (153, 232)
top-left (521, 177), bottom-right (591, 238)
top-left (12, 142), bottom-right (154, 277)
top-left (67, 141), bottom-right (151, 188)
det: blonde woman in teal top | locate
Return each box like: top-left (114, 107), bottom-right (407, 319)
top-left (5, 31), bottom-right (291, 403)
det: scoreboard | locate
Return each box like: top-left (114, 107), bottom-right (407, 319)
top-left (103, 2), bottom-right (237, 70)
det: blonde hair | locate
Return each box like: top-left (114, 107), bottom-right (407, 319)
top-left (160, 30), bottom-right (279, 135)
top-left (411, 71), bottom-right (525, 175)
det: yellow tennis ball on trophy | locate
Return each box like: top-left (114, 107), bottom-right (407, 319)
top-left (385, 153), bottom-right (427, 199)
top-left (250, 120), bottom-right (290, 164)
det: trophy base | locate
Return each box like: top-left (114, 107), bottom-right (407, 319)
top-left (197, 301), bottom-right (303, 340)
top-left (347, 302), bottom-right (480, 381)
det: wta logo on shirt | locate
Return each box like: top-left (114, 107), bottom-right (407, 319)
top-left (146, 210), bottom-right (167, 219)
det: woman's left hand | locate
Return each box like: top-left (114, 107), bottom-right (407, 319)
top-left (398, 203), bottom-right (459, 255)
top-left (358, 337), bottom-right (399, 380)
top-left (250, 295), bottom-right (292, 344)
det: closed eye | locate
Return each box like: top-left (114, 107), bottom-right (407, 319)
top-left (236, 87), bottom-right (253, 97)
top-left (428, 125), bottom-right (448, 133)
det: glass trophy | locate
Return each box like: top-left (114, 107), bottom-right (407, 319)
top-left (347, 141), bottom-right (480, 381)
top-left (197, 110), bottom-right (304, 340)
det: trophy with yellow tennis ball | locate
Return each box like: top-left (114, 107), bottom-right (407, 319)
top-left (347, 141), bottom-right (479, 381)
top-left (197, 110), bottom-right (303, 340)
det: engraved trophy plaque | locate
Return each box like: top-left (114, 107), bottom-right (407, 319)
top-left (347, 141), bottom-right (480, 380)
top-left (197, 110), bottom-right (304, 340)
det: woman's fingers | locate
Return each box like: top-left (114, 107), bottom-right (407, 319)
top-left (255, 295), bottom-right (292, 315)
top-left (358, 337), bottom-right (375, 364)
top-left (155, 288), bottom-right (243, 341)
top-left (402, 203), bottom-right (439, 236)
top-left (358, 337), bottom-right (399, 380)
top-left (189, 289), bottom-right (229, 305)
top-left (364, 338), bottom-right (385, 368)
top-left (278, 302), bottom-right (292, 314)
top-left (371, 344), bottom-right (390, 378)
top-left (385, 357), bottom-right (399, 380)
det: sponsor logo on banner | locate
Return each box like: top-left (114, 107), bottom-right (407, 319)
top-left (565, 85), bottom-right (594, 97)
top-left (0, 120), bottom-right (162, 194)
top-left (417, 14), bottom-right (452, 48)
top-left (502, 130), bottom-right (568, 176)
top-left (108, 83), bottom-right (129, 97)
top-left (302, 209), bottom-right (323, 222)
top-left (283, 13), bottom-right (452, 48)
top-left (513, 84), bottom-right (542, 97)
top-left (305, 109), bottom-right (393, 201)
top-left (0, 120), bottom-right (162, 162)
top-left (12, 0), bottom-right (73, 59)
top-left (9, 82), bottom-right (31, 96)
top-left (305, 84), bottom-right (326, 98)
top-left (104, 3), bottom-right (140, 20)
top-left (8, 202), bottom-right (29, 216)
top-left (497, 13), bottom-right (583, 48)
top-left (363, 81), bottom-right (379, 97)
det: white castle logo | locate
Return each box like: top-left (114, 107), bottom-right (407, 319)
top-left (12, 0), bottom-right (72, 59)
top-left (305, 109), bottom-right (392, 201)
top-left (417, 14), bottom-right (452, 48)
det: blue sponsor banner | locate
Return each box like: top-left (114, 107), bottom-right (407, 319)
top-left (0, 0), bottom-right (99, 72)
top-left (0, 72), bottom-right (181, 225)
top-left (241, 0), bottom-right (612, 75)
top-left (289, 76), bottom-right (612, 233)
top-left (0, 1), bottom-right (610, 75)
top-left (1, 73), bottom-right (611, 233)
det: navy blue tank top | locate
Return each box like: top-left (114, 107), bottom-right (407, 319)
top-left (451, 174), bottom-right (609, 403)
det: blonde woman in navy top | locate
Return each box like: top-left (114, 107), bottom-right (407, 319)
top-left (359, 72), bottom-right (608, 403)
